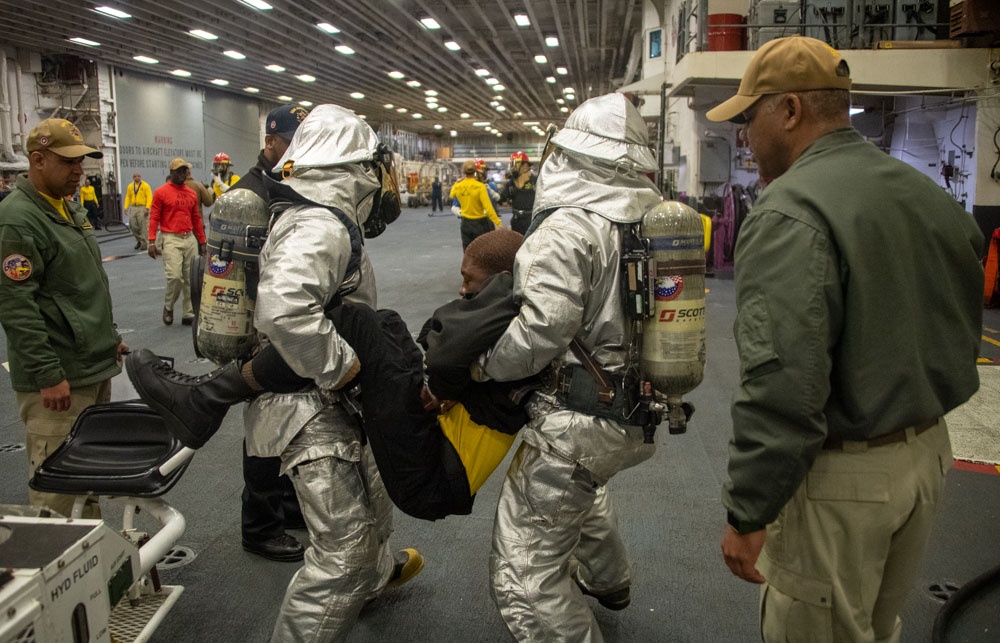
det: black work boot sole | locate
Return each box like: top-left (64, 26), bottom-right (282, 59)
top-left (577, 581), bottom-right (631, 610)
top-left (126, 349), bottom-right (207, 449)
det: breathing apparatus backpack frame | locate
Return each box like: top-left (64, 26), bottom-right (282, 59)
top-left (192, 144), bottom-right (400, 363)
top-left (529, 212), bottom-right (671, 444)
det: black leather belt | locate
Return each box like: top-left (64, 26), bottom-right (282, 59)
top-left (822, 417), bottom-right (939, 450)
top-left (512, 209), bottom-right (531, 217)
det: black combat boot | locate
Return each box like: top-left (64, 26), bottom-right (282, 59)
top-left (126, 348), bottom-right (254, 449)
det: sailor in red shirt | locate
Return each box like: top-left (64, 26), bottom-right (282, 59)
top-left (149, 157), bottom-right (205, 326)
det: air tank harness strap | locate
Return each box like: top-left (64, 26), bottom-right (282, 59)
top-left (553, 339), bottom-right (642, 426)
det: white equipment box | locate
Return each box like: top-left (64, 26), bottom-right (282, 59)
top-left (0, 516), bottom-right (140, 643)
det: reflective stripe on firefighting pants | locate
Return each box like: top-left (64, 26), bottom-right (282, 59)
top-left (756, 419), bottom-right (951, 643)
top-left (19, 379), bottom-right (110, 519)
top-left (490, 440), bottom-right (631, 643)
top-left (271, 442), bottom-right (394, 642)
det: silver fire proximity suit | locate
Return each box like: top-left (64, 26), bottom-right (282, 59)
top-left (481, 93), bottom-right (663, 642)
top-left (240, 104), bottom-right (395, 642)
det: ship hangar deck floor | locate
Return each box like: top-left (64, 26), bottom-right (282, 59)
top-left (1, 205), bottom-right (997, 642)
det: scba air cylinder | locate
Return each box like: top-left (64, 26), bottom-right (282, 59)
top-left (195, 189), bottom-right (270, 364)
top-left (640, 201), bottom-right (706, 432)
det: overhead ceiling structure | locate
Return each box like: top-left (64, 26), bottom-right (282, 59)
top-left (0, 0), bottom-right (645, 138)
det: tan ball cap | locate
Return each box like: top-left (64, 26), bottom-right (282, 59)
top-left (26, 119), bottom-right (103, 159)
top-left (169, 157), bottom-right (192, 171)
top-left (706, 36), bottom-right (852, 123)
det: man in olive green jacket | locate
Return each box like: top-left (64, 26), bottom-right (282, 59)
top-left (708, 38), bottom-right (983, 642)
top-left (0, 119), bottom-right (127, 518)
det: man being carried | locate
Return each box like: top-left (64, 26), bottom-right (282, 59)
top-left (128, 229), bottom-right (530, 521)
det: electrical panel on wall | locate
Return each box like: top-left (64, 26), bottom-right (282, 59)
top-left (700, 139), bottom-right (732, 184)
top-left (749, 0), bottom-right (804, 48)
top-left (803, 0), bottom-right (850, 47)
top-left (854, 0), bottom-right (894, 47)
top-left (894, 0), bottom-right (947, 41)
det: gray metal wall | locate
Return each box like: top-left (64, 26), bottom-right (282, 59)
top-left (115, 70), bottom-right (263, 201)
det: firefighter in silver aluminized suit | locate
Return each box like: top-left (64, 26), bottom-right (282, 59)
top-left (480, 93), bottom-right (662, 642)
top-left (242, 104), bottom-right (421, 642)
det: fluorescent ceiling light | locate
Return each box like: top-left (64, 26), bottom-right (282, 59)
top-left (493, 85), bottom-right (505, 91)
top-left (171, 69), bottom-right (192, 77)
top-left (523, 121), bottom-right (539, 126)
top-left (565, 94), bottom-right (576, 101)
top-left (189, 29), bottom-right (218, 40)
top-left (244, 87), bottom-right (260, 93)
top-left (490, 101), bottom-right (499, 107)
top-left (546, 76), bottom-right (556, 83)
top-left (350, 92), bottom-right (365, 99)
top-left (388, 70), bottom-right (405, 79)
top-left (560, 106), bottom-right (569, 112)
top-left (473, 122), bottom-right (491, 127)
top-left (545, 36), bottom-right (559, 47)
top-left (444, 41), bottom-right (461, 51)
top-left (384, 103), bottom-right (394, 109)
top-left (474, 69), bottom-right (490, 77)
top-left (94, 6), bottom-right (130, 19)
top-left (316, 22), bottom-right (340, 34)
top-left (850, 107), bottom-right (865, 116)
top-left (534, 55), bottom-right (547, 64)
top-left (335, 45), bottom-right (355, 55)
top-left (299, 100), bottom-right (313, 106)
top-left (412, 113), bottom-right (423, 119)
top-left (133, 55), bottom-right (158, 64)
top-left (514, 14), bottom-right (530, 27)
top-left (358, 114), bottom-right (367, 119)
top-left (211, 79), bottom-right (229, 86)
top-left (425, 89), bottom-right (439, 96)
top-left (407, 80), bottom-right (421, 88)
top-left (266, 64), bottom-right (285, 72)
top-left (240, 0), bottom-right (273, 9)
top-left (460, 113), bottom-right (470, 118)
top-left (278, 95), bottom-right (293, 101)
top-left (438, 107), bottom-right (447, 112)
top-left (496, 105), bottom-right (506, 112)
top-left (297, 74), bottom-right (317, 82)
top-left (556, 66), bottom-right (568, 75)
top-left (397, 107), bottom-right (408, 113)
top-left (556, 98), bottom-right (564, 104)
top-left (223, 50), bottom-right (246, 60)
top-left (420, 17), bottom-right (441, 30)
top-left (563, 87), bottom-right (575, 94)
top-left (434, 124), bottom-right (443, 130)
top-left (450, 131), bottom-right (457, 137)
top-left (485, 77), bottom-right (499, 85)
top-left (68, 37), bottom-right (100, 47)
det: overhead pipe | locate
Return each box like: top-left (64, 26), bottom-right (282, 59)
top-left (14, 57), bottom-right (26, 153)
top-left (1, 53), bottom-right (16, 162)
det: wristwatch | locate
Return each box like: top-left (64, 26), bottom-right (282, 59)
top-left (727, 510), bottom-right (766, 535)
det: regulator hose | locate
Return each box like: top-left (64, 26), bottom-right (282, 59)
top-left (931, 563), bottom-right (1000, 643)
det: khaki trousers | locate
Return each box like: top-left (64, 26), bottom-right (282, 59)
top-left (18, 380), bottom-right (111, 518)
top-left (161, 231), bottom-right (198, 318)
top-left (756, 419), bottom-right (951, 643)
top-left (128, 205), bottom-right (149, 249)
